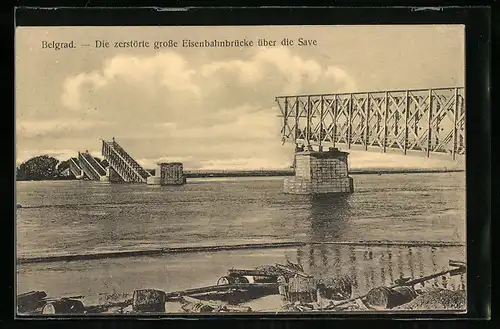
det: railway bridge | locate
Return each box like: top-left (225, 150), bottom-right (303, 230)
top-left (275, 87), bottom-right (465, 194)
top-left (70, 87), bottom-right (465, 190)
top-left (69, 139), bottom-right (153, 183)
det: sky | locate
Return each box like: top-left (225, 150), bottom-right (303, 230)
top-left (15, 25), bottom-right (465, 170)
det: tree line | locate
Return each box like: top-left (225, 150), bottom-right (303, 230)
top-left (16, 155), bottom-right (108, 181)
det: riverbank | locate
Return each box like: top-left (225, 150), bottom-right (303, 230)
top-left (17, 253), bottom-right (467, 315)
top-left (17, 240), bottom-right (465, 265)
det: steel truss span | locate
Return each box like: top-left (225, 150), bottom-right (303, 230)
top-left (77, 152), bottom-right (106, 181)
top-left (276, 87), bottom-right (465, 160)
top-left (101, 139), bottom-right (151, 183)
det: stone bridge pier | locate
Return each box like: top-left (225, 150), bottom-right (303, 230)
top-left (284, 147), bottom-right (354, 195)
top-left (147, 162), bottom-right (186, 186)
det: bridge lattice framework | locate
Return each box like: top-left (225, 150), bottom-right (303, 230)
top-left (276, 87), bottom-right (465, 160)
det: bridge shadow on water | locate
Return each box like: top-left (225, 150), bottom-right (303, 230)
top-left (291, 194), bottom-right (466, 296)
top-left (306, 193), bottom-right (351, 242)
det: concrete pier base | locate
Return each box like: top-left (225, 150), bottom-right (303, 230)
top-left (102, 167), bottom-right (123, 183)
top-left (150, 162), bottom-right (186, 186)
top-left (284, 148), bottom-right (354, 195)
top-left (146, 176), bottom-right (162, 185)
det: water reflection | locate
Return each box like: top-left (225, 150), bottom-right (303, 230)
top-left (290, 194), bottom-right (349, 279)
top-left (307, 194), bottom-right (351, 242)
top-left (387, 247), bottom-right (394, 284)
top-left (291, 194), bottom-right (468, 295)
top-left (380, 258), bottom-right (386, 286)
top-left (294, 242), bottom-right (466, 296)
top-left (397, 247), bottom-right (404, 278)
top-left (308, 247), bottom-right (315, 270)
top-left (417, 248), bottom-right (425, 278)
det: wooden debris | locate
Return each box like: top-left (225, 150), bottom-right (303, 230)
top-left (286, 276), bottom-right (317, 303)
top-left (449, 260), bottom-right (466, 268)
top-left (285, 260), bottom-right (304, 272)
top-left (275, 264), bottom-right (312, 278)
top-left (225, 271), bottom-right (277, 284)
top-left (389, 266), bottom-right (465, 289)
top-left (255, 264), bottom-right (287, 276)
top-left (364, 286), bottom-right (418, 310)
top-left (132, 289), bottom-right (167, 313)
top-left (17, 291), bottom-right (47, 314)
top-left (316, 275), bottom-right (353, 301)
top-left (189, 289), bottom-right (257, 305)
top-left (249, 276), bottom-right (278, 284)
top-left (217, 275), bottom-right (249, 285)
top-left (20, 258), bottom-right (467, 314)
top-left (165, 282), bottom-right (278, 300)
top-left (354, 298), bottom-right (370, 311)
top-left (41, 298), bottom-right (86, 315)
top-left (277, 275), bottom-right (288, 298)
top-left (293, 302), bottom-right (315, 312)
top-left (182, 301), bottom-right (214, 313)
top-left (181, 296), bottom-right (252, 313)
top-left (101, 305), bottom-right (134, 314)
top-left (84, 299), bottom-right (133, 314)
top-left (228, 269), bottom-right (278, 277)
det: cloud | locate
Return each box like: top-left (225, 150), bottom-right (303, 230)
top-left (19, 47), bottom-right (460, 170)
top-left (135, 156), bottom-right (291, 171)
top-left (61, 53), bottom-right (201, 111)
top-left (135, 156), bottom-right (202, 170)
top-left (48, 47), bottom-right (359, 169)
top-left (169, 106), bottom-right (279, 141)
top-left (61, 47), bottom-right (356, 113)
top-left (150, 122), bottom-right (177, 129)
top-left (61, 73), bottom-right (108, 110)
top-left (103, 53), bottom-right (200, 95)
top-left (197, 158), bottom-right (291, 170)
top-left (16, 148), bottom-right (104, 165)
top-left (16, 149), bottom-right (76, 165)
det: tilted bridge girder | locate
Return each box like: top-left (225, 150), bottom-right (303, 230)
top-left (69, 157), bottom-right (85, 179)
top-left (276, 87), bottom-right (465, 160)
top-left (101, 139), bottom-right (151, 183)
top-left (77, 152), bottom-right (106, 181)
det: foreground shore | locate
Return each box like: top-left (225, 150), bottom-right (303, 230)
top-left (17, 257), bottom-right (466, 315)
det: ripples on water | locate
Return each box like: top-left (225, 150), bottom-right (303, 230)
top-left (16, 173), bottom-right (465, 258)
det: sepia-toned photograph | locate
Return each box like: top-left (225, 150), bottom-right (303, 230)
top-left (15, 25), bottom-right (466, 316)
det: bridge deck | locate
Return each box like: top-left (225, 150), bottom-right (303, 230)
top-left (276, 87), bottom-right (465, 160)
top-left (77, 152), bottom-right (106, 180)
top-left (101, 139), bottom-right (151, 183)
top-left (69, 157), bottom-right (84, 179)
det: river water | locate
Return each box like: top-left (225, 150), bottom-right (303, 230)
top-left (16, 173), bottom-right (466, 310)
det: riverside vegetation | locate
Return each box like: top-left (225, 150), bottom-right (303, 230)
top-left (16, 155), bottom-right (108, 181)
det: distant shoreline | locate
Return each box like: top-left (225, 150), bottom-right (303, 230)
top-left (15, 168), bottom-right (465, 182)
top-left (184, 168), bottom-right (465, 178)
